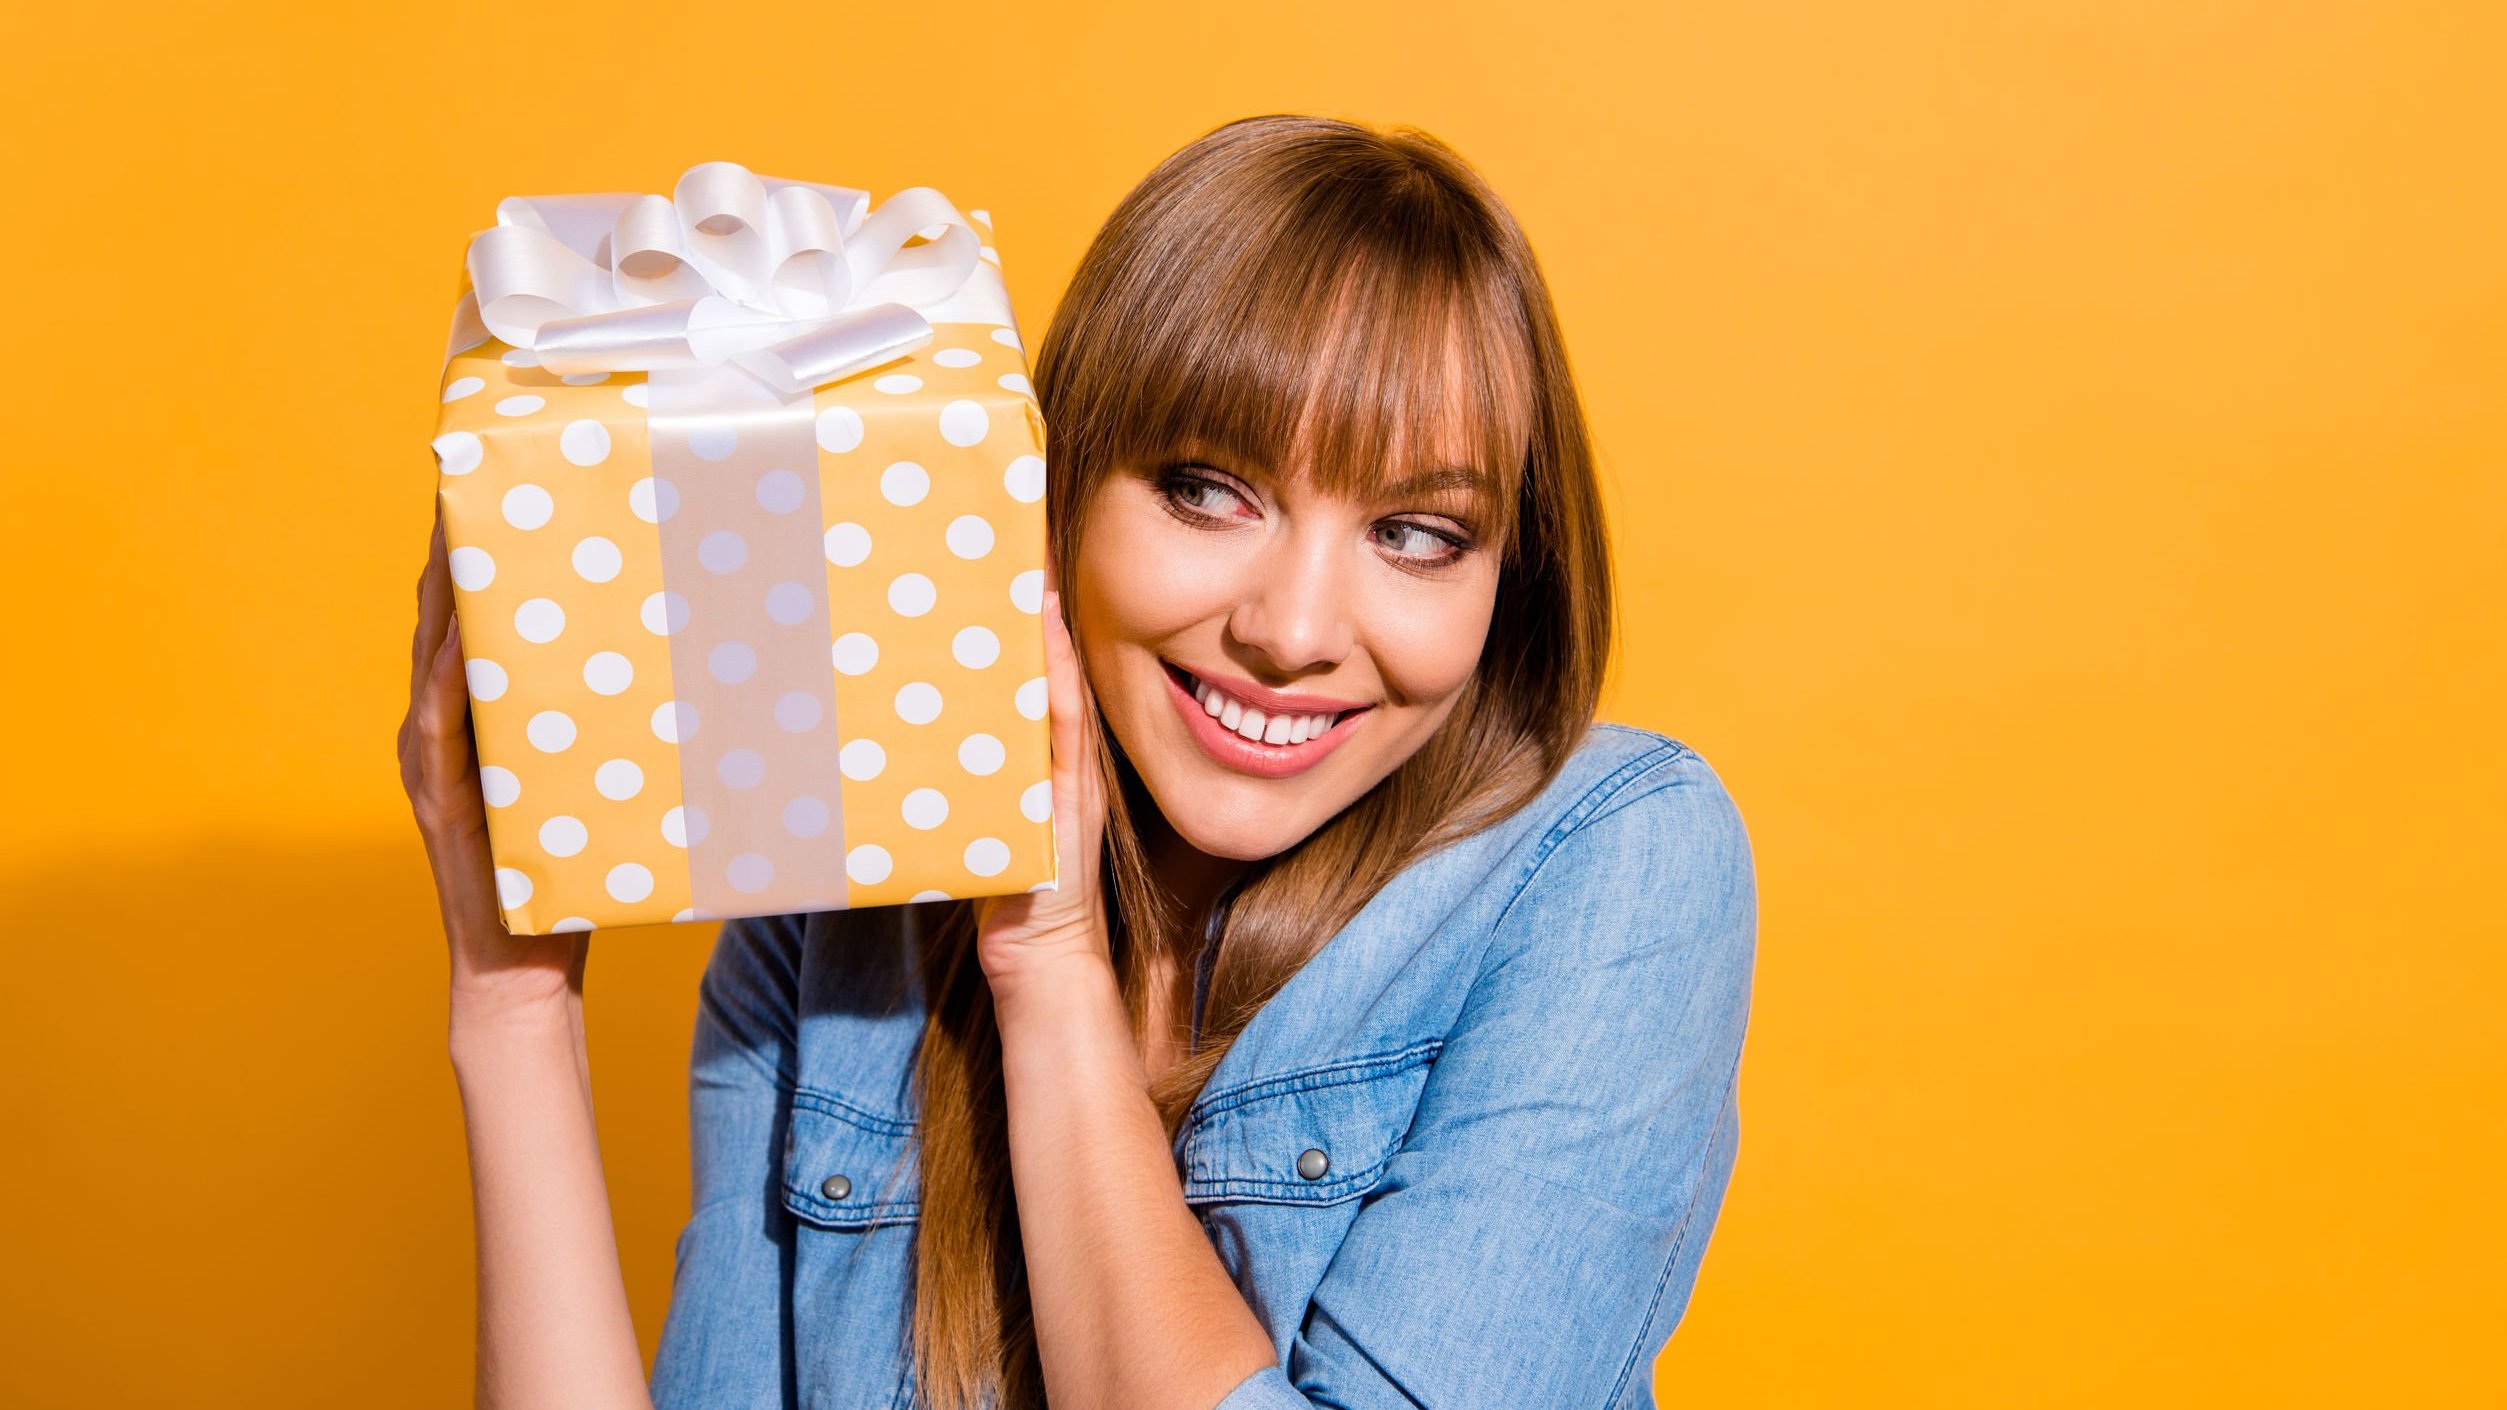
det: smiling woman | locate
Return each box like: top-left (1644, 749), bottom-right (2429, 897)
top-left (406, 111), bottom-right (1757, 1410)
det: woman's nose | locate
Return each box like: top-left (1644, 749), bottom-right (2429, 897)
top-left (1226, 530), bottom-right (1357, 674)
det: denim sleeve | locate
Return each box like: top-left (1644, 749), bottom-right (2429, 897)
top-left (648, 911), bottom-right (806, 1410)
top-left (1218, 756), bottom-right (1759, 1410)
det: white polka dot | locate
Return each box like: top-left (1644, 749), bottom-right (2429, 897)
top-left (432, 430), bottom-right (482, 475)
top-left (1015, 677), bottom-right (1048, 721)
top-left (594, 759), bottom-right (644, 800)
top-left (672, 907), bottom-right (699, 922)
top-left (501, 348), bottom-right (539, 367)
top-left (846, 845), bottom-right (894, 885)
top-left (628, 476), bottom-right (666, 524)
top-left (902, 788), bottom-right (949, 830)
top-left (448, 545), bottom-right (495, 590)
top-left (718, 748), bottom-right (765, 789)
top-left (641, 590), bottom-right (689, 636)
top-left (621, 383), bottom-right (651, 408)
top-left (933, 347), bottom-right (981, 368)
top-left (653, 700), bottom-right (698, 743)
top-left (479, 766), bottom-right (521, 808)
top-left (978, 246), bottom-right (999, 265)
top-left (1028, 879), bottom-right (1057, 894)
top-left (998, 372), bottom-right (1032, 395)
top-left (495, 867), bottom-right (533, 906)
top-left (552, 916), bottom-right (596, 932)
top-left (503, 484), bottom-right (555, 530)
top-left (895, 681), bottom-right (943, 725)
top-left (572, 536), bottom-right (621, 583)
top-left (881, 461), bottom-right (930, 506)
top-left (952, 626), bottom-right (1000, 669)
top-left (755, 467), bottom-right (806, 514)
top-left (783, 795), bottom-right (830, 838)
top-left (764, 581), bottom-right (815, 626)
top-left (874, 374), bottom-right (922, 394)
top-left (442, 376), bottom-right (485, 403)
top-left (840, 738), bottom-right (886, 780)
top-left (945, 515), bottom-right (994, 559)
top-left (495, 394), bottom-right (546, 417)
top-left (832, 632), bottom-right (879, 675)
top-left (959, 733), bottom-right (1006, 775)
top-left (774, 690), bottom-right (822, 732)
top-left (909, 889), bottom-right (954, 903)
top-left (1010, 569), bottom-right (1044, 614)
top-left (465, 658), bottom-right (508, 702)
top-left (824, 522), bottom-right (872, 567)
top-left (660, 806), bottom-right (689, 847)
top-left (964, 838), bottom-right (1012, 877)
top-left (606, 863), bottom-right (655, 903)
top-left (583, 651), bottom-right (633, 695)
top-left (970, 209), bottom-right (991, 225)
top-left (560, 419), bottom-right (611, 466)
top-left (1020, 779), bottom-right (1052, 822)
top-left (679, 805), bottom-right (711, 846)
top-left (888, 573), bottom-right (936, 617)
top-left (990, 327), bottom-right (1022, 349)
top-left (726, 853), bottom-right (774, 894)
top-left (527, 710), bottom-right (577, 752)
top-left (539, 815), bottom-right (588, 857)
top-left (688, 424), bottom-right (737, 461)
top-left (815, 405), bottom-right (864, 452)
top-left (709, 641), bottom-right (756, 684)
top-left (514, 597), bottom-right (565, 643)
top-left (939, 400), bottom-right (989, 447)
top-left (561, 372), bottom-right (609, 386)
top-left (699, 529), bottom-right (748, 574)
top-left (1003, 454), bottom-right (1046, 503)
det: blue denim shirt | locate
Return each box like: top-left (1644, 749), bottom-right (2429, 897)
top-left (651, 722), bottom-right (1758, 1409)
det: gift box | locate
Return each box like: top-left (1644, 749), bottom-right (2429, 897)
top-left (431, 161), bottom-right (1057, 934)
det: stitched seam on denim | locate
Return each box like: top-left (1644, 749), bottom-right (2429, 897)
top-left (1180, 1052), bottom-right (1435, 1203)
top-left (1487, 738), bottom-right (1691, 937)
top-left (1603, 1061), bottom-right (1744, 1404)
top-left (791, 1085), bottom-right (917, 1136)
top-left (1184, 1036), bottom-right (1445, 1124)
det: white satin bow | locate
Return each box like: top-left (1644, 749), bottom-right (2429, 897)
top-left (461, 161), bottom-right (1007, 395)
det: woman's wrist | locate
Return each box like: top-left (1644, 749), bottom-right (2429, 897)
top-left (448, 984), bottom-right (583, 1070)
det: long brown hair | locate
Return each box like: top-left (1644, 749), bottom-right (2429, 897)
top-left (905, 114), bottom-right (1615, 1409)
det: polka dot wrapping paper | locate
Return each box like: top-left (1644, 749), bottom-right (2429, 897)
top-left (430, 181), bottom-right (1056, 935)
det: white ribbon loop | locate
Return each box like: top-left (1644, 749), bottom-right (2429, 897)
top-left (459, 161), bottom-right (1007, 393)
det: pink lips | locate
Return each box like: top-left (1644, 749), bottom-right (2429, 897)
top-left (1161, 661), bottom-right (1369, 780)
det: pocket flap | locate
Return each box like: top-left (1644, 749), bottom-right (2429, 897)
top-left (780, 1088), bottom-right (920, 1229)
top-left (1179, 1040), bottom-right (1441, 1207)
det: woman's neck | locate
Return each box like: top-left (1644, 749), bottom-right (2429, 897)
top-left (1140, 812), bottom-right (1253, 945)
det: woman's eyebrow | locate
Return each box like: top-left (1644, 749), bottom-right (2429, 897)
top-left (1379, 465), bottom-right (1488, 500)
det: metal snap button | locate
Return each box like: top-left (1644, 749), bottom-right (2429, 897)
top-left (820, 1173), bottom-right (852, 1200)
top-left (1295, 1147), bottom-right (1329, 1180)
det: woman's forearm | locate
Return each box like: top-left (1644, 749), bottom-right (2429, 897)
top-left (449, 996), bottom-right (654, 1410)
top-left (992, 954), bottom-right (1277, 1410)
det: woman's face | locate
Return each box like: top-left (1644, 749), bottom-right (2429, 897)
top-left (1070, 409), bottom-right (1503, 864)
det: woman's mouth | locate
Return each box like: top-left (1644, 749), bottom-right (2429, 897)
top-left (1159, 660), bottom-right (1371, 780)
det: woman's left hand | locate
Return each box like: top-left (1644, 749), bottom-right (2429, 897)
top-left (974, 578), bottom-right (1112, 992)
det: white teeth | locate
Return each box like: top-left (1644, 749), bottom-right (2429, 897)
top-left (1186, 670), bottom-right (1347, 746)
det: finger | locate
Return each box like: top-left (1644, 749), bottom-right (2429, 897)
top-left (413, 505), bottom-right (454, 706)
top-left (419, 615), bottom-right (477, 791)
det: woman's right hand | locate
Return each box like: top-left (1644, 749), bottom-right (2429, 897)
top-left (401, 498), bottom-right (589, 1030)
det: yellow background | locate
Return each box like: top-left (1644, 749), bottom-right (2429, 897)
top-left (3, 2), bottom-right (2498, 1404)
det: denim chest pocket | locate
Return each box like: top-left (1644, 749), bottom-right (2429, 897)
top-left (780, 1087), bottom-right (921, 1229)
top-left (1179, 1039), bottom-right (1442, 1206)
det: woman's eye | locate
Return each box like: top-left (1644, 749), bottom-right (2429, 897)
top-left (1157, 470), bottom-right (1252, 520)
top-left (1374, 520), bottom-right (1470, 566)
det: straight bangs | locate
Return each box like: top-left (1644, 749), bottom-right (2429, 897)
top-left (1048, 174), bottom-right (1538, 556)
